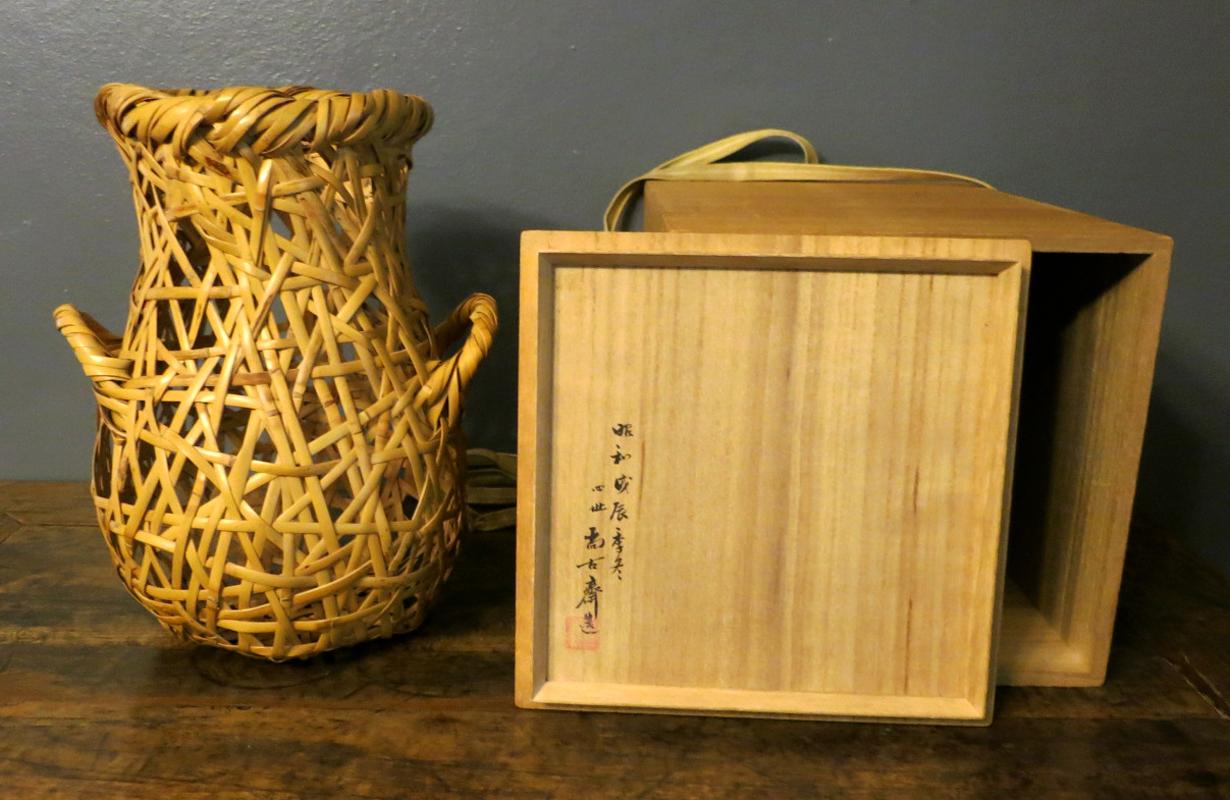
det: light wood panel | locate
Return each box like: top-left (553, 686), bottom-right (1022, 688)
top-left (644, 181), bottom-right (1170, 253)
top-left (998, 580), bottom-right (1091, 683)
top-left (517, 231), bottom-right (1031, 722)
top-left (643, 182), bottom-right (1172, 687)
top-left (1003, 251), bottom-right (1172, 685)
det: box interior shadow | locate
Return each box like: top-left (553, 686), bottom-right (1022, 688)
top-left (1000, 251), bottom-right (1151, 684)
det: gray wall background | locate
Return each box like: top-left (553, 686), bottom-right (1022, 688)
top-left (1, 1), bottom-right (1226, 573)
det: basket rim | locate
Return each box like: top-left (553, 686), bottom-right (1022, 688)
top-left (95, 82), bottom-right (434, 157)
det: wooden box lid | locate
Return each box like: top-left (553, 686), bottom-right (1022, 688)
top-left (516, 230), bottom-right (1031, 723)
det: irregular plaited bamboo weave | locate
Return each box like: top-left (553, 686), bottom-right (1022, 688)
top-left (54, 83), bottom-right (497, 660)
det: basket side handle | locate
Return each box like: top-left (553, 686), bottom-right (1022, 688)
top-left (416, 293), bottom-right (498, 428)
top-left (53, 304), bottom-right (132, 387)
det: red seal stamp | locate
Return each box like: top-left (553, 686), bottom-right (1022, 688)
top-left (564, 614), bottom-right (600, 651)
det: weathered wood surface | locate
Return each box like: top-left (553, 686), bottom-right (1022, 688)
top-left (1, 481), bottom-right (1226, 799)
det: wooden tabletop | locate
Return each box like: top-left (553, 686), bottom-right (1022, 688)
top-left (2, 482), bottom-right (1226, 799)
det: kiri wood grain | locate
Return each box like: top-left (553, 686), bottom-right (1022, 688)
top-left (517, 231), bottom-right (1030, 722)
top-left (643, 181), bottom-right (1173, 688)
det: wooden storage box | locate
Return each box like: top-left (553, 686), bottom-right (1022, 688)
top-left (643, 181), bottom-right (1172, 686)
top-left (516, 230), bottom-right (1031, 722)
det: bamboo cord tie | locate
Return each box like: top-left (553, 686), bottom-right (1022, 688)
top-left (55, 84), bottom-right (496, 660)
top-left (604, 128), bottom-right (992, 231)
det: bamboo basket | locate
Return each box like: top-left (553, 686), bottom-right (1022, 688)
top-left (54, 84), bottom-right (497, 660)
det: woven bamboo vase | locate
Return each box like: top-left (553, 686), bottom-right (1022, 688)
top-left (53, 84), bottom-right (497, 660)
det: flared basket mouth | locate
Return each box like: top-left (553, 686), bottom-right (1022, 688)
top-left (95, 83), bottom-right (433, 158)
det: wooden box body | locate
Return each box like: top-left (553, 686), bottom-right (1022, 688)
top-left (644, 181), bottom-right (1172, 686)
top-left (517, 230), bottom-right (1031, 722)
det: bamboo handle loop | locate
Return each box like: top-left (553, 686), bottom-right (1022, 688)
top-left (53, 304), bottom-right (131, 386)
top-left (418, 293), bottom-right (499, 426)
top-left (604, 128), bottom-right (993, 231)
